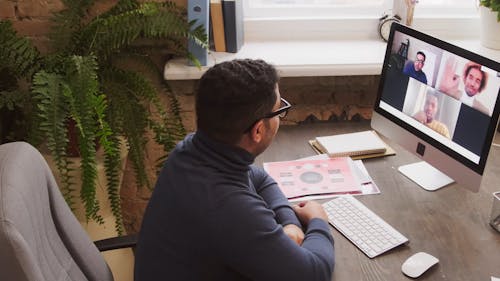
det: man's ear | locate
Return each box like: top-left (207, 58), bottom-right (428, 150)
top-left (249, 119), bottom-right (265, 143)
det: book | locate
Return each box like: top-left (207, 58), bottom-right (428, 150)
top-left (222, 0), bottom-right (244, 53)
top-left (263, 157), bottom-right (362, 200)
top-left (308, 139), bottom-right (396, 160)
top-left (210, 0), bottom-right (226, 52)
top-left (187, 0), bottom-right (209, 66)
top-left (315, 130), bottom-right (388, 158)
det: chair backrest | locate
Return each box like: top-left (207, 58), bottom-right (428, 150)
top-left (0, 142), bottom-right (113, 281)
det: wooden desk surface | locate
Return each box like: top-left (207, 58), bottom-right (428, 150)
top-left (255, 121), bottom-right (500, 281)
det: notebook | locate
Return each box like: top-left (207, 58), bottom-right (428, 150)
top-left (315, 130), bottom-right (387, 157)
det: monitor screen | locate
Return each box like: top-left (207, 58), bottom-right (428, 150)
top-left (371, 23), bottom-right (500, 192)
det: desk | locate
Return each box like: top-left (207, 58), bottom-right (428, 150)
top-left (255, 121), bottom-right (500, 281)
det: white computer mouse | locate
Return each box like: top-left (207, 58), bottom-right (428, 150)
top-left (401, 252), bottom-right (439, 278)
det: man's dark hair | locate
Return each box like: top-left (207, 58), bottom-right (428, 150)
top-left (464, 64), bottom-right (488, 93)
top-left (196, 59), bottom-right (279, 144)
top-left (416, 51), bottom-right (426, 62)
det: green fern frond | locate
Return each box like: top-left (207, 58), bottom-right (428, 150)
top-left (151, 79), bottom-right (186, 154)
top-left (150, 89), bottom-right (186, 170)
top-left (100, 0), bottom-right (140, 17)
top-left (121, 36), bottom-right (189, 59)
top-left (64, 55), bottom-right (105, 223)
top-left (100, 127), bottom-right (124, 235)
top-left (49, 0), bottom-right (94, 53)
top-left (106, 49), bottom-right (186, 171)
top-left (0, 89), bottom-right (34, 143)
top-left (100, 67), bottom-right (150, 188)
top-left (0, 20), bottom-right (41, 79)
top-left (0, 90), bottom-right (30, 110)
top-left (32, 71), bottom-right (75, 206)
top-left (73, 1), bottom-right (206, 61)
top-left (187, 19), bottom-right (209, 49)
top-left (43, 53), bottom-right (73, 74)
top-left (93, 91), bottom-right (123, 234)
top-left (110, 51), bottom-right (186, 169)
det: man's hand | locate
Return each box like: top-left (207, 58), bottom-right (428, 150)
top-left (438, 57), bottom-right (461, 99)
top-left (413, 111), bottom-right (426, 123)
top-left (292, 201), bottom-right (329, 226)
top-left (283, 224), bottom-right (305, 246)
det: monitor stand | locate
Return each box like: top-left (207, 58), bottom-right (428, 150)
top-left (398, 161), bottom-right (454, 191)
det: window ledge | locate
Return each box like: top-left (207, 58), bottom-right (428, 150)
top-left (164, 39), bottom-right (499, 81)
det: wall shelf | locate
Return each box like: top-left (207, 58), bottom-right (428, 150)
top-left (164, 39), bottom-right (499, 80)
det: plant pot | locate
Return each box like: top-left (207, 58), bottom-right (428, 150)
top-left (480, 6), bottom-right (500, 50)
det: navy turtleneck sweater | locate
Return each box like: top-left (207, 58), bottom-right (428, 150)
top-left (135, 131), bottom-right (335, 281)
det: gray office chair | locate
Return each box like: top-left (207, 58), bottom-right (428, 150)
top-left (0, 141), bottom-right (136, 281)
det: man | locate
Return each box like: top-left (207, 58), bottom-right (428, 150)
top-left (413, 92), bottom-right (450, 139)
top-left (403, 51), bottom-right (428, 84)
top-left (460, 63), bottom-right (489, 115)
top-left (438, 60), bottom-right (490, 115)
top-left (134, 59), bottom-right (335, 281)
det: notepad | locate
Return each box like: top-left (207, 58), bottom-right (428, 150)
top-left (315, 130), bottom-right (387, 157)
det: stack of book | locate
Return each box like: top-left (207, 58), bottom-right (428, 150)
top-left (187, 0), bottom-right (244, 65)
top-left (309, 130), bottom-right (395, 160)
top-left (210, 0), bottom-right (244, 53)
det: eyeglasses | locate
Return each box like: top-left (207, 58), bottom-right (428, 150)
top-left (244, 97), bottom-right (292, 132)
top-left (415, 59), bottom-right (425, 64)
top-left (264, 97), bottom-right (291, 119)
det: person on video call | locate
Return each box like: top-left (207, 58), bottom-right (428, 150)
top-left (403, 51), bottom-right (428, 84)
top-left (134, 59), bottom-right (335, 281)
top-left (439, 59), bottom-right (490, 115)
top-left (413, 92), bottom-right (451, 139)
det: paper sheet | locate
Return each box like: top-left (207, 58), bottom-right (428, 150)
top-left (285, 154), bottom-right (380, 202)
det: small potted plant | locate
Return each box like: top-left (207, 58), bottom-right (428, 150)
top-left (479, 0), bottom-right (500, 49)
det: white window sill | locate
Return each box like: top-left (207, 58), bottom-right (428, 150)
top-left (164, 39), bottom-right (500, 81)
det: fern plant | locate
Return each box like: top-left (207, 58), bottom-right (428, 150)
top-left (0, 0), bottom-right (207, 235)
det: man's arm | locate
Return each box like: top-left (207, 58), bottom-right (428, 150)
top-left (249, 165), bottom-right (302, 227)
top-left (249, 165), bottom-right (305, 244)
top-left (208, 189), bottom-right (335, 281)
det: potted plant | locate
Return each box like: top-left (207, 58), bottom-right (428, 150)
top-left (479, 0), bottom-right (500, 49)
top-left (0, 0), bottom-right (207, 235)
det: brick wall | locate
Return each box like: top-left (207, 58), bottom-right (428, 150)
top-left (1, 0), bottom-right (62, 53)
top-left (170, 75), bottom-right (379, 132)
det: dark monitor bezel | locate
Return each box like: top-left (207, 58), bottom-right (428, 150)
top-left (373, 23), bottom-right (500, 176)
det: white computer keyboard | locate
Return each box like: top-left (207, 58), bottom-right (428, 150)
top-left (322, 195), bottom-right (409, 258)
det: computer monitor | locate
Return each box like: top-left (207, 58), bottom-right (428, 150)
top-left (371, 23), bottom-right (500, 192)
